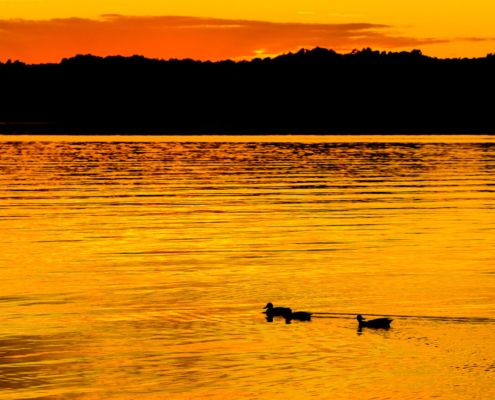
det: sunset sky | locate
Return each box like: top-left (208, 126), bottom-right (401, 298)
top-left (1, 0), bottom-right (494, 64)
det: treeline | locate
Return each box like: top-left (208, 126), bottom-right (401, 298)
top-left (1, 47), bottom-right (495, 134)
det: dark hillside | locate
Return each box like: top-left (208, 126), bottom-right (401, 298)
top-left (1, 48), bottom-right (494, 134)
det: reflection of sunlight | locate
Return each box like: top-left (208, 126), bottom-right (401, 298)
top-left (1, 137), bottom-right (495, 399)
top-left (2, 134), bottom-right (494, 143)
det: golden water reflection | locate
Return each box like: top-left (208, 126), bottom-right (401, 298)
top-left (0, 136), bottom-right (494, 399)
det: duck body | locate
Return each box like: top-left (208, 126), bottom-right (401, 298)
top-left (285, 311), bottom-right (312, 322)
top-left (263, 302), bottom-right (292, 317)
top-left (357, 314), bottom-right (393, 329)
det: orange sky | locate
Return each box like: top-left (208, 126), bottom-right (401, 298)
top-left (1, 0), bottom-right (494, 63)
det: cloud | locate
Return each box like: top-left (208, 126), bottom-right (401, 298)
top-left (455, 37), bottom-right (493, 42)
top-left (0, 14), bottom-right (451, 63)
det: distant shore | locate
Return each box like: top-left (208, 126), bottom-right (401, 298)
top-left (2, 47), bottom-right (495, 134)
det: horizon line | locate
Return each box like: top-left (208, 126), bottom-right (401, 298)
top-left (3, 46), bottom-right (494, 66)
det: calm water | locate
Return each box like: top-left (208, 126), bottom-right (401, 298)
top-left (1, 135), bottom-right (495, 400)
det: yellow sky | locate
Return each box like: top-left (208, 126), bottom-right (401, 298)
top-left (1, 0), bottom-right (494, 61)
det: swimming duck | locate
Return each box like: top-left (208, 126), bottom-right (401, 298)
top-left (357, 314), bottom-right (393, 329)
top-left (263, 302), bottom-right (292, 317)
top-left (285, 311), bottom-right (312, 322)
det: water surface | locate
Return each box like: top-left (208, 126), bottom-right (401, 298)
top-left (1, 135), bottom-right (494, 399)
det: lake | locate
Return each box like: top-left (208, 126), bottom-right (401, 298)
top-left (1, 135), bottom-right (494, 399)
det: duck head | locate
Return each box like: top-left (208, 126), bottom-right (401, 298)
top-left (264, 302), bottom-right (274, 310)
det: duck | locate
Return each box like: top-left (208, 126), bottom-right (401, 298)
top-left (357, 314), bottom-right (393, 329)
top-left (263, 302), bottom-right (292, 317)
top-left (285, 311), bottom-right (313, 322)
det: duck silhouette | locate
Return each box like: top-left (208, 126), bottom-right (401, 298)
top-left (357, 314), bottom-right (393, 329)
top-left (285, 311), bottom-right (312, 322)
top-left (263, 302), bottom-right (292, 318)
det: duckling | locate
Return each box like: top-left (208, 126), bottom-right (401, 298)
top-left (357, 314), bottom-right (393, 329)
top-left (285, 311), bottom-right (312, 322)
top-left (263, 302), bottom-right (292, 318)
